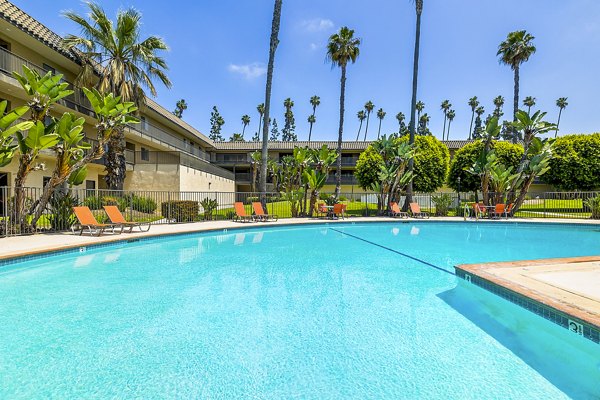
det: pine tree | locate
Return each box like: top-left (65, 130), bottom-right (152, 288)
top-left (209, 106), bottom-right (225, 141)
top-left (269, 118), bottom-right (280, 141)
top-left (472, 106), bottom-right (485, 139)
top-left (282, 98), bottom-right (297, 141)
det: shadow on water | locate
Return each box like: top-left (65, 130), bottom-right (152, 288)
top-left (438, 282), bottom-right (600, 400)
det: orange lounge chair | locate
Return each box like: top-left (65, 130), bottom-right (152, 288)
top-left (103, 205), bottom-right (151, 232)
top-left (233, 202), bottom-right (255, 223)
top-left (72, 206), bottom-right (122, 236)
top-left (252, 202), bottom-right (278, 222)
top-left (332, 203), bottom-right (346, 219)
top-left (389, 202), bottom-right (409, 218)
top-left (409, 202), bottom-right (430, 219)
top-left (316, 203), bottom-right (329, 218)
top-left (472, 202), bottom-right (485, 219)
top-left (490, 203), bottom-right (514, 219)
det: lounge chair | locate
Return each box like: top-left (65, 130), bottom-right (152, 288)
top-left (332, 203), bottom-right (346, 219)
top-left (388, 202), bottom-right (409, 218)
top-left (72, 206), bottom-right (123, 236)
top-left (252, 202), bottom-right (278, 222)
top-left (316, 203), bottom-right (329, 218)
top-left (233, 202), bottom-right (255, 223)
top-left (490, 203), bottom-right (514, 219)
top-left (409, 202), bottom-right (430, 219)
top-left (471, 202), bottom-right (485, 219)
top-left (103, 205), bottom-right (151, 233)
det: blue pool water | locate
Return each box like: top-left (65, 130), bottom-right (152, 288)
top-left (0, 222), bottom-right (599, 399)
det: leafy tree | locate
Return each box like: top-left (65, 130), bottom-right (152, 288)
top-left (173, 99), bottom-right (187, 118)
top-left (363, 100), bottom-right (374, 140)
top-left (472, 106), bottom-right (485, 139)
top-left (396, 112), bottom-right (408, 137)
top-left (64, 2), bottom-right (171, 189)
top-left (523, 96), bottom-right (536, 115)
top-left (497, 30), bottom-right (536, 143)
top-left (308, 95), bottom-right (320, 141)
top-left (493, 95), bottom-right (505, 119)
top-left (555, 97), bottom-right (568, 137)
top-left (260, 0), bottom-right (283, 204)
top-left (355, 110), bottom-right (366, 141)
top-left (448, 140), bottom-right (523, 192)
top-left (282, 98), bottom-right (297, 141)
top-left (440, 99), bottom-right (451, 140)
top-left (542, 133), bottom-right (600, 190)
top-left (417, 113), bottom-right (431, 136)
top-left (304, 145), bottom-right (337, 216)
top-left (241, 114), bottom-right (251, 138)
top-left (326, 26), bottom-right (361, 198)
top-left (355, 146), bottom-right (383, 191)
top-left (269, 118), bottom-right (280, 141)
top-left (468, 96), bottom-right (479, 139)
top-left (376, 108), bottom-right (386, 139)
top-left (209, 106), bottom-right (225, 141)
top-left (0, 101), bottom-right (31, 168)
top-left (446, 109), bottom-right (455, 140)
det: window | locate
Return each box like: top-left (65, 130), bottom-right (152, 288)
top-left (141, 147), bottom-right (150, 161)
top-left (85, 180), bottom-right (96, 190)
top-left (42, 63), bottom-right (56, 74)
top-left (140, 116), bottom-right (148, 131)
top-left (0, 39), bottom-right (10, 51)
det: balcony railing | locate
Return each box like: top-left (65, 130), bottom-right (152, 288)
top-left (326, 175), bottom-right (357, 184)
top-left (0, 47), bottom-right (211, 162)
top-left (132, 151), bottom-right (234, 180)
top-left (234, 172), bottom-right (252, 182)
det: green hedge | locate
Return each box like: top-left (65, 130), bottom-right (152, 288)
top-left (542, 133), bottom-right (600, 190)
top-left (131, 195), bottom-right (157, 213)
top-left (161, 200), bottom-right (199, 222)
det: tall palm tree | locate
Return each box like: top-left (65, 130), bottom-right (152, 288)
top-left (440, 99), bottom-right (451, 140)
top-left (493, 95), bottom-right (505, 118)
top-left (241, 114), bottom-right (251, 138)
top-left (326, 26), bottom-right (361, 198)
top-left (446, 109), bottom-right (455, 140)
top-left (376, 108), bottom-right (386, 139)
top-left (555, 97), bottom-right (568, 137)
top-left (363, 100), bottom-right (375, 140)
top-left (356, 110), bottom-right (366, 141)
top-left (256, 103), bottom-right (265, 140)
top-left (497, 30), bottom-right (536, 143)
top-left (308, 95), bottom-right (320, 141)
top-left (468, 96), bottom-right (479, 139)
top-left (260, 0), bottom-right (283, 201)
top-left (416, 100), bottom-right (425, 121)
top-left (63, 2), bottom-right (171, 189)
top-left (173, 99), bottom-right (187, 118)
top-left (523, 96), bottom-right (536, 115)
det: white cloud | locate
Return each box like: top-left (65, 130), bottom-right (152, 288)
top-left (300, 18), bottom-right (334, 33)
top-left (227, 63), bottom-right (267, 80)
top-left (309, 42), bottom-right (319, 51)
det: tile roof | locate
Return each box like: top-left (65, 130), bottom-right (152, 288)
top-left (0, 0), bottom-right (78, 61)
top-left (212, 139), bottom-right (477, 151)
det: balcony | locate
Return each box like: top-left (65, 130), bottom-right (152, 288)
top-left (0, 47), bottom-right (211, 162)
top-left (326, 175), bottom-right (357, 185)
top-left (234, 172), bottom-right (252, 183)
top-left (133, 151), bottom-right (234, 180)
top-left (213, 155), bottom-right (249, 165)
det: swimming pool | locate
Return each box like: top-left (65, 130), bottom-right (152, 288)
top-left (0, 222), bottom-right (599, 399)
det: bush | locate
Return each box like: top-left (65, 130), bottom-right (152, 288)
top-left (542, 133), bottom-right (600, 190)
top-left (161, 200), bottom-right (199, 222)
top-left (447, 141), bottom-right (523, 192)
top-left (338, 195), bottom-right (348, 202)
top-left (584, 195), bottom-right (600, 219)
top-left (398, 135), bottom-right (450, 192)
top-left (431, 193), bottom-right (453, 216)
top-left (131, 195), bottom-right (157, 213)
top-left (47, 190), bottom-right (78, 230)
top-left (84, 195), bottom-right (102, 210)
top-left (85, 195), bottom-right (130, 211)
top-left (246, 196), bottom-right (259, 204)
top-left (200, 197), bottom-right (219, 220)
top-left (355, 146), bottom-right (383, 190)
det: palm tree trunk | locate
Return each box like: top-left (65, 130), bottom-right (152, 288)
top-left (406, 5), bottom-right (422, 209)
top-left (447, 120), bottom-right (451, 140)
top-left (469, 111), bottom-right (475, 140)
top-left (377, 119), bottom-right (382, 139)
top-left (355, 120), bottom-right (362, 141)
top-left (512, 65), bottom-right (519, 144)
top-left (308, 122), bottom-right (314, 142)
top-left (555, 108), bottom-right (562, 138)
top-left (260, 0), bottom-right (283, 204)
top-left (335, 64), bottom-right (346, 199)
top-left (257, 117), bottom-right (262, 141)
top-left (442, 114), bottom-right (447, 141)
top-left (242, 125), bottom-right (246, 137)
top-left (363, 113), bottom-right (370, 141)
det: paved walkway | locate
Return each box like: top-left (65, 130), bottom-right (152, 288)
top-left (1, 216), bottom-right (599, 260)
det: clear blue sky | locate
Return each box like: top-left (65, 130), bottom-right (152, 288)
top-left (12, 0), bottom-right (600, 141)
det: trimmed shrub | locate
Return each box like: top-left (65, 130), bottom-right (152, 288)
top-left (542, 133), bottom-right (600, 190)
top-left (161, 200), bottom-right (199, 222)
top-left (431, 193), bottom-right (453, 216)
top-left (447, 141), bottom-right (523, 192)
top-left (584, 195), bottom-right (600, 219)
top-left (131, 195), bottom-right (157, 213)
top-left (354, 146), bottom-right (383, 190)
top-left (398, 135), bottom-right (450, 193)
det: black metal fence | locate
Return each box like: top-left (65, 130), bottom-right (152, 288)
top-left (1, 187), bottom-right (599, 237)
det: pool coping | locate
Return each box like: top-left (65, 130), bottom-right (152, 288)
top-left (455, 257), bottom-right (600, 345)
top-left (1, 217), bottom-right (600, 264)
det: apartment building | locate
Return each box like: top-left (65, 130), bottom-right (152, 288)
top-left (0, 1), bottom-right (235, 194)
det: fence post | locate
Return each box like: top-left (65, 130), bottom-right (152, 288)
top-left (543, 192), bottom-right (546, 219)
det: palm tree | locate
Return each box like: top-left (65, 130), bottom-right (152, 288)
top-left (363, 100), bottom-right (375, 140)
top-left (256, 103), bottom-right (265, 140)
top-left (259, 0), bottom-right (283, 201)
top-left (356, 110), bottom-right (366, 141)
top-left (446, 109), bottom-right (455, 140)
top-left (326, 26), bottom-right (361, 198)
top-left (173, 99), bottom-right (187, 118)
top-left (555, 97), bottom-right (568, 137)
top-left (376, 108), bottom-right (386, 139)
top-left (440, 99), bottom-right (451, 140)
top-left (229, 133), bottom-right (245, 142)
top-left (493, 95), bottom-right (505, 118)
top-left (396, 112), bottom-right (405, 134)
top-left (468, 96), bottom-right (479, 139)
top-left (416, 100), bottom-right (425, 121)
top-left (308, 95), bottom-right (320, 141)
top-left (63, 2), bottom-right (171, 189)
top-left (523, 96), bottom-right (536, 115)
top-left (497, 30), bottom-right (536, 143)
top-left (240, 114), bottom-right (251, 138)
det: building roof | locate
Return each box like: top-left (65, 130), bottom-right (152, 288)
top-left (144, 97), bottom-right (212, 144)
top-left (0, 0), bottom-right (78, 61)
top-left (212, 139), bottom-right (477, 151)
